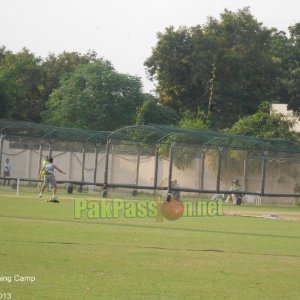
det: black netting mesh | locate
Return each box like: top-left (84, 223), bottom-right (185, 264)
top-left (1, 119), bottom-right (300, 202)
top-left (1, 120), bottom-right (300, 153)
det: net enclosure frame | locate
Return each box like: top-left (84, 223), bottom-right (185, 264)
top-left (0, 119), bottom-right (111, 186)
top-left (1, 119), bottom-right (300, 199)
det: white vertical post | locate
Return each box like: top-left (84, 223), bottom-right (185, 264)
top-left (16, 178), bottom-right (20, 196)
top-left (27, 143), bottom-right (32, 178)
top-left (88, 185), bottom-right (94, 195)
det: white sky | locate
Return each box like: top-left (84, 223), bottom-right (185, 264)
top-left (1, 0), bottom-right (300, 93)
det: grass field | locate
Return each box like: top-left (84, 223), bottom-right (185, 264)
top-left (0, 188), bottom-right (300, 300)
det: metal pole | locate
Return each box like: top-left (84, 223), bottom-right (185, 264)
top-left (38, 140), bottom-right (43, 177)
top-left (81, 144), bottom-right (86, 183)
top-left (27, 140), bottom-right (32, 178)
top-left (260, 151), bottom-right (268, 195)
top-left (167, 142), bottom-right (175, 201)
top-left (153, 145), bottom-right (159, 192)
top-left (103, 139), bottom-right (111, 197)
top-left (133, 145), bottom-right (140, 196)
top-left (0, 134), bottom-right (5, 174)
top-left (200, 148), bottom-right (206, 190)
top-left (48, 139), bottom-right (53, 157)
top-left (93, 144), bottom-right (99, 184)
top-left (216, 147), bottom-right (223, 193)
top-left (243, 150), bottom-right (248, 192)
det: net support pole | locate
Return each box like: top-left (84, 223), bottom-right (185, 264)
top-left (153, 144), bottom-right (159, 192)
top-left (133, 145), bottom-right (140, 196)
top-left (216, 147), bottom-right (223, 193)
top-left (93, 144), bottom-right (99, 184)
top-left (243, 150), bottom-right (248, 192)
top-left (199, 147), bottom-right (206, 190)
top-left (27, 140), bottom-right (32, 178)
top-left (38, 140), bottom-right (44, 177)
top-left (103, 139), bottom-right (111, 197)
top-left (48, 139), bottom-right (54, 157)
top-left (260, 151), bottom-right (268, 196)
top-left (81, 144), bottom-right (86, 183)
top-left (0, 134), bottom-right (5, 174)
top-left (167, 142), bottom-right (175, 201)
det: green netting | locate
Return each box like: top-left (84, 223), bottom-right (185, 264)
top-left (151, 125), bottom-right (300, 153)
top-left (1, 119), bottom-right (300, 153)
top-left (0, 119), bottom-right (111, 143)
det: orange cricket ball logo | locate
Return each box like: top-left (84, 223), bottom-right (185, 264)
top-left (161, 199), bottom-right (184, 221)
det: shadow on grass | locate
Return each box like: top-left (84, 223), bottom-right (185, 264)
top-left (2, 238), bottom-right (300, 258)
top-left (1, 214), bottom-right (300, 241)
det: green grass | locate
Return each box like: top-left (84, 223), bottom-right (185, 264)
top-left (0, 190), bottom-right (300, 299)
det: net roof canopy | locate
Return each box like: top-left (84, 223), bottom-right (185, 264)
top-left (1, 119), bottom-right (300, 153)
top-left (0, 119), bottom-right (111, 143)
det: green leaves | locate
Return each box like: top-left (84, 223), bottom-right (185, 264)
top-left (0, 48), bottom-right (44, 121)
top-left (43, 60), bottom-right (144, 130)
top-left (288, 67), bottom-right (300, 116)
top-left (145, 7), bottom-right (299, 129)
top-left (226, 102), bottom-right (299, 142)
top-left (136, 98), bottom-right (179, 125)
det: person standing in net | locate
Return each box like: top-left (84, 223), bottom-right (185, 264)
top-left (39, 157), bottom-right (66, 202)
top-left (3, 158), bottom-right (12, 186)
top-left (225, 179), bottom-right (241, 204)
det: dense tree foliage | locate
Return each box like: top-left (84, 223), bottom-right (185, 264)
top-left (287, 23), bottom-right (300, 115)
top-left (136, 96), bottom-right (180, 125)
top-left (145, 7), bottom-right (300, 129)
top-left (288, 68), bottom-right (300, 115)
top-left (179, 110), bottom-right (211, 129)
top-left (0, 48), bottom-right (145, 129)
top-left (40, 51), bottom-right (98, 105)
top-left (0, 47), bottom-right (44, 121)
top-left (226, 102), bottom-right (299, 142)
top-left (43, 60), bottom-right (144, 130)
top-left (0, 7), bottom-right (299, 137)
top-left (0, 48), bottom-right (100, 123)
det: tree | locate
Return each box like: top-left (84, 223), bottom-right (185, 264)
top-left (145, 8), bottom-right (280, 129)
top-left (0, 48), bottom-right (44, 121)
top-left (0, 47), bottom-right (10, 117)
top-left (223, 102), bottom-right (300, 181)
top-left (287, 23), bottom-right (300, 116)
top-left (268, 29), bottom-right (292, 103)
top-left (179, 109), bottom-right (211, 129)
top-left (226, 102), bottom-right (299, 142)
top-left (136, 96), bottom-right (179, 125)
top-left (40, 51), bottom-right (98, 103)
top-left (145, 26), bottom-right (201, 113)
top-left (43, 60), bottom-right (144, 130)
top-left (288, 67), bottom-right (300, 115)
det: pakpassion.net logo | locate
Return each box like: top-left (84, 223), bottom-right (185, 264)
top-left (74, 198), bottom-right (223, 221)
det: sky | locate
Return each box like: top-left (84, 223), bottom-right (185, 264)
top-left (1, 0), bottom-right (300, 93)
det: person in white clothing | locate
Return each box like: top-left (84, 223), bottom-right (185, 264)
top-left (225, 179), bottom-right (241, 204)
top-left (3, 158), bottom-right (12, 186)
top-left (39, 157), bottom-right (66, 202)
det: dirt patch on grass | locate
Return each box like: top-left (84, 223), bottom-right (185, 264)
top-left (225, 210), bottom-right (300, 221)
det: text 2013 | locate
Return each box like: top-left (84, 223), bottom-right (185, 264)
top-left (0, 293), bottom-right (12, 299)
